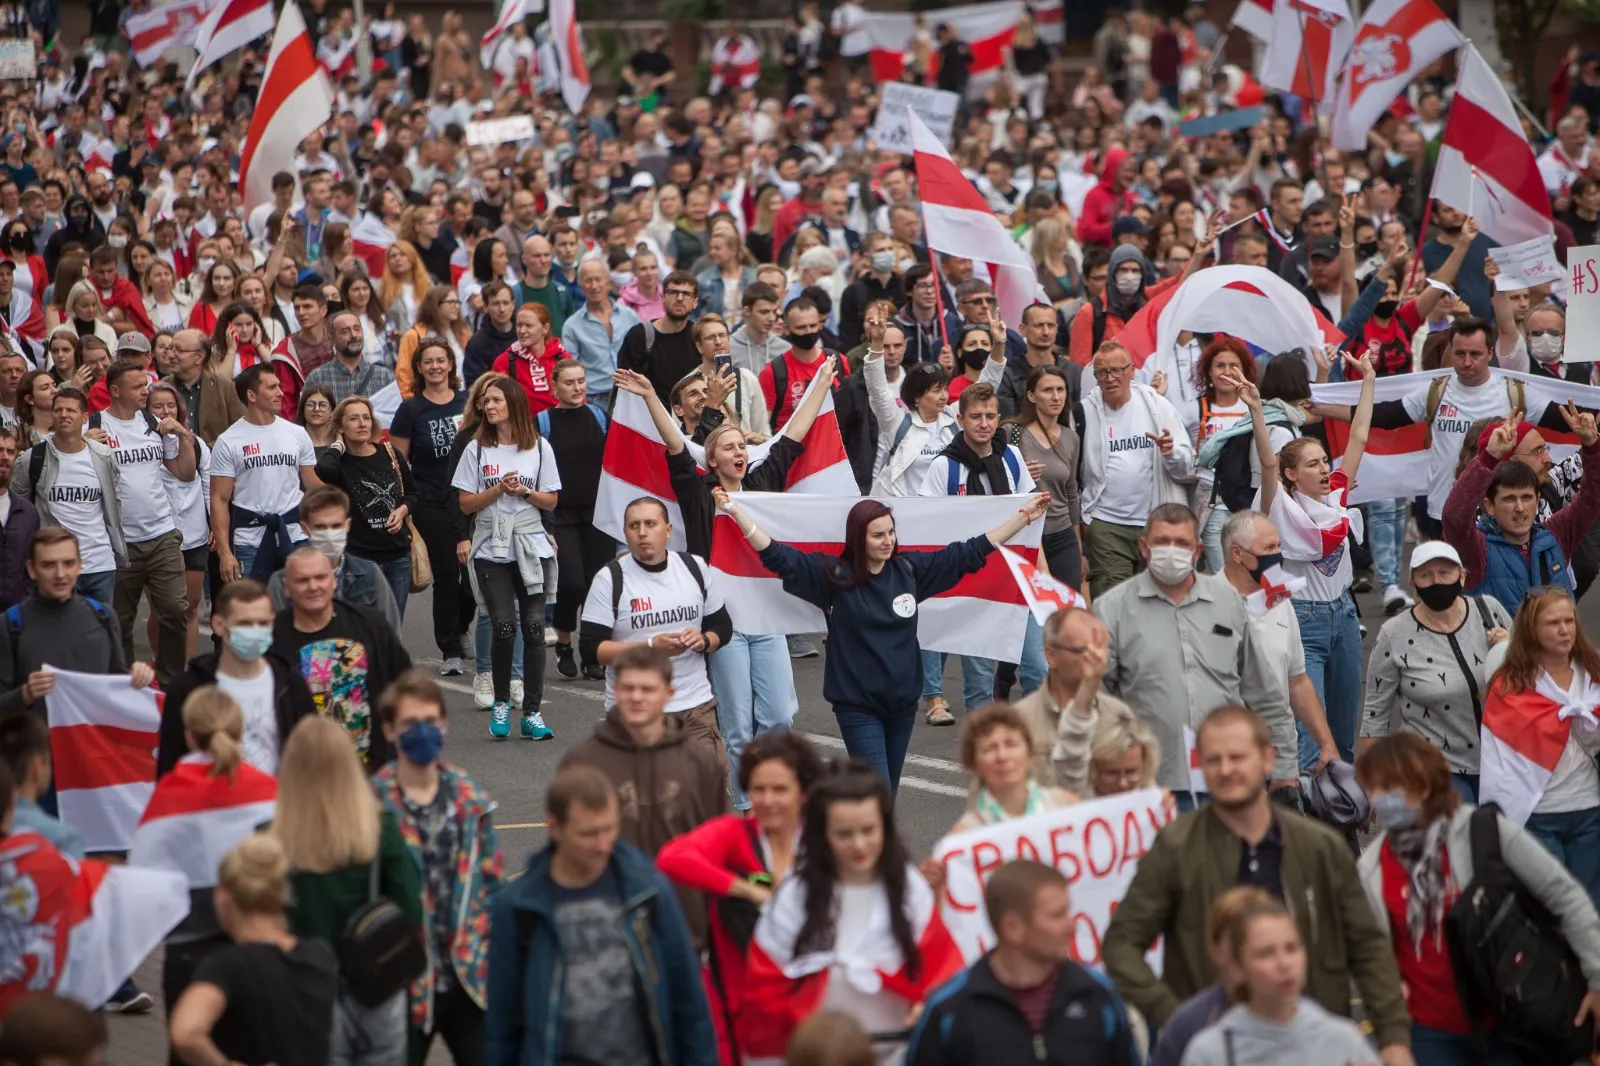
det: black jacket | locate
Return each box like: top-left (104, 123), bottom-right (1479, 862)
top-left (838, 273), bottom-right (906, 352)
top-left (157, 652), bottom-right (316, 777)
top-left (908, 955), bottom-right (1139, 1066)
top-left (832, 369), bottom-right (879, 493)
top-left (463, 319), bottom-right (516, 389)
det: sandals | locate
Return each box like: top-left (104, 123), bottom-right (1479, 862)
top-left (925, 697), bottom-right (955, 726)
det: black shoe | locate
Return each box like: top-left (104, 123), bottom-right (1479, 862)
top-left (582, 662), bottom-right (606, 681)
top-left (554, 643), bottom-right (577, 679)
top-left (1352, 573), bottom-right (1374, 593)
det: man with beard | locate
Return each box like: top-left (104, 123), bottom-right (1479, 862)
top-left (1420, 201), bottom-right (1495, 320)
top-left (43, 195), bottom-right (103, 277)
top-left (618, 270), bottom-right (705, 408)
top-left (304, 310), bottom-right (394, 403)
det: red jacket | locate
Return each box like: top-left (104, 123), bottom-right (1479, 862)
top-left (772, 194), bottom-right (825, 258)
top-left (1078, 146), bottom-right (1137, 248)
top-left (491, 337), bottom-right (562, 414)
top-left (99, 275), bottom-right (155, 338)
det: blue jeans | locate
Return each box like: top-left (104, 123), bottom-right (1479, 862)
top-left (920, 649), bottom-right (996, 712)
top-left (834, 703), bottom-right (917, 793)
top-left (232, 538), bottom-right (308, 583)
top-left (1409, 1024), bottom-right (1529, 1065)
top-left (1451, 773), bottom-right (1480, 803)
top-left (1525, 806), bottom-right (1600, 907)
top-left (1017, 616), bottom-right (1047, 698)
top-left (1367, 497), bottom-right (1407, 590)
top-left (1292, 596), bottom-right (1362, 769)
top-left (77, 570), bottom-right (115, 604)
top-left (1200, 500), bottom-right (1228, 574)
top-left (475, 608), bottom-right (523, 680)
top-left (708, 632), bottom-right (800, 809)
top-left (372, 555), bottom-right (411, 622)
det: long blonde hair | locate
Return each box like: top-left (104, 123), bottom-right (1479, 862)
top-left (378, 239), bottom-right (430, 312)
top-left (272, 716), bottom-right (380, 871)
top-left (182, 685), bottom-right (244, 777)
top-left (218, 832), bottom-right (290, 915)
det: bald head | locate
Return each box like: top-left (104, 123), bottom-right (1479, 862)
top-left (523, 234), bottom-right (553, 282)
top-left (172, 328), bottom-right (209, 378)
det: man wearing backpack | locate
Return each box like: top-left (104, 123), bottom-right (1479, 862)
top-left (12, 386), bottom-right (125, 604)
top-left (578, 496), bottom-right (733, 767)
top-left (616, 269), bottom-right (702, 408)
top-left (84, 357), bottom-right (200, 688)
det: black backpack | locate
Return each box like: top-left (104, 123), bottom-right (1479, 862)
top-left (338, 850), bottom-right (426, 1008)
top-left (607, 551), bottom-right (706, 618)
top-left (1445, 803), bottom-right (1595, 1064)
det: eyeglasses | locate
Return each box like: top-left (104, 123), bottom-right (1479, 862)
top-left (962, 295), bottom-right (996, 306)
top-left (302, 400), bottom-right (332, 411)
top-left (1048, 642), bottom-right (1088, 654)
top-left (1093, 363), bottom-right (1135, 379)
top-left (665, 288), bottom-right (697, 299)
top-left (1526, 585), bottom-right (1575, 601)
top-left (442, 298), bottom-right (461, 305)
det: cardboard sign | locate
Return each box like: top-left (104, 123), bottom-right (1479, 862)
top-left (1490, 234), bottom-right (1562, 292)
top-left (0, 40), bottom-right (35, 81)
top-left (1568, 243), bottom-right (1600, 362)
top-left (465, 115), bottom-right (535, 147)
top-left (871, 83), bottom-right (960, 155)
top-left (932, 789), bottom-right (1172, 967)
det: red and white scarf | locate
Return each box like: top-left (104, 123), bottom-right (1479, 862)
top-left (1269, 468), bottom-right (1364, 563)
top-left (1482, 666), bottom-right (1600, 826)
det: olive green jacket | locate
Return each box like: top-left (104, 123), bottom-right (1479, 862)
top-left (1101, 803), bottom-right (1410, 1050)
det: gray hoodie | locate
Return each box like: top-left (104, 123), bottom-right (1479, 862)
top-left (1179, 1000), bottom-right (1376, 1066)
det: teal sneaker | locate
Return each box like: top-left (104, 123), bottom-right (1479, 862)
top-left (489, 702), bottom-right (512, 739)
top-left (521, 711), bottom-right (554, 740)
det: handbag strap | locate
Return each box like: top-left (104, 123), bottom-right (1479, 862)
top-left (383, 441), bottom-right (403, 487)
top-left (368, 848), bottom-right (380, 903)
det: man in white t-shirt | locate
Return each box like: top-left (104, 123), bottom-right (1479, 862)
top-left (209, 364), bottom-right (321, 583)
top-left (11, 387), bottom-right (124, 604)
top-left (1220, 510), bottom-right (1340, 774)
top-left (1079, 341), bottom-right (1196, 598)
top-left (578, 496), bottom-right (733, 766)
top-left (87, 358), bottom-right (200, 687)
top-left (1537, 115), bottom-right (1591, 199)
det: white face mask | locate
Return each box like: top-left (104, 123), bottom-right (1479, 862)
top-left (1114, 272), bottom-right (1142, 297)
top-left (308, 526), bottom-right (348, 563)
top-left (1145, 544), bottom-right (1195, 585)
top-left (1528, 332), bottom-right (1564, 364)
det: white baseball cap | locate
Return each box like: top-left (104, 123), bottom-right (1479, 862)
top-left (1409, 541), bottom-right (1462, 569)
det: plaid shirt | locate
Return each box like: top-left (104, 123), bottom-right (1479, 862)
top-left (302, 356), bottom-right (395, 404)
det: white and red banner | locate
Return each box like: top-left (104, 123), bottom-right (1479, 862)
top-left (999, 545), bottom-right (1082, 624)
top-left (1481, 670), bottom-right (1600, 826)
top-left (45, 667), bottom-right (162, 853)
top-left (1260, 0), bottom-right (1355, 110)
top-left (125, 0), bottom-right (214, 69)
top-left (708, 34), bottom-right (762, 96)
top-left (349, 211), bottom-right (397, 279)
top-left (239, 2), bottom-right (334, 217)
top-left (844, 1), bottom-right (1023, 88)
top-left (187, 0), bottom-right (274, 90)
top-left (1120, 266), bottom-right (1340, 373)
top-left (710, 493), bottom-right (1043, 662)
top-left (1432, 44), bottom-right (1553, 248)
top-left (0, 832), bottom-right (189, 1014)
top-left (910, 109), bottom-right (1041, 328)
top-left (548, 0), bottom-right (590, 117)
top-left (1229, 0), bottom-right (1276, 42)
top-left (480, 0), bottom-right (537, 67)
top-left (595, 370), bottom-right (855, 550)
top-left (129, 755), bottom-right (277, 890)
top-left (1329, 0), bottom-right (1462, 151)
top-left (932, 789), bottom-right (1172, 964)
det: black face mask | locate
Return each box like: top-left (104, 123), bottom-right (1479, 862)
top-left (1415, 580), bottom-right (1462, 611)
top-left (7, 233), bottom-right (27, 251)
top-left (1357, 241), bottom-right (1379, 259)
top-left (1246, 550), bottom-right (1283, 585)
top-left (1374, 299), bottom-right (1400, 319)
top-left (961, 346), bottom-right (990, 370)
top-left (785, 330), bottom-right (820, 351)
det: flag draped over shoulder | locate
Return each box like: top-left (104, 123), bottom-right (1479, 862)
top-left (129, 755), bottom-right (278, 889)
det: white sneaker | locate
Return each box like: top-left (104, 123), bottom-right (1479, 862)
top-left (1382, 584), bottom-right (1414, 616)
top-left (472, 673), bottom-right (493, 709)
top-left (511, 679), bottom-right (525, 707)
top-left (439, 657), bottom-right (464, 677)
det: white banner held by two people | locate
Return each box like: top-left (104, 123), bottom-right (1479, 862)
top-left (871, 85), bottom-right (960, 154)
top-left (931, 788), bottom-right (1172, 967)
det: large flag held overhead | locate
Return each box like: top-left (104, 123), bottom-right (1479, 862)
top-left (843, 1), bottom-right (1024, 86)
top-left (46, 668), bottom-right (162, 853)
top-left (710, 494), bottom-right (1043, 662)
top-left (1432, 44), bottom-right (1553, 247)
top-left (548, 0), bottom-right (590, 116)
top-left (1329, 0), bottom-right (1462, 151)
top-left (349, 212), bottom-right (397, 279)
top-left (1229, 0), bottom-right (1276, 41)
top-left (125, 0), bottom-right (214, 69)
top-left (480, 0), bottom-right (539, 68)
top-left (239, 2), bottom-right (334, 216)
top-left (187, 0), bottom-right (274, 89)
top-left (0, 832), bottom-right (189, 1015)
top-left (909, 109), bottom-right (1041, 328)
top-left (594, 370), bottom-right (855, 550)
top-left (1260, 0), bottom-right (1355, 110)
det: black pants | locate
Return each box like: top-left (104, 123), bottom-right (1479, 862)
top-left (549, 518), bottom-right (616, 639)
top-left (413, 501), bottom-right (475, 658)
top-left (409, 981), bottom-right (484, 1066)
top-left (473, 559), bottom-right (545, 712)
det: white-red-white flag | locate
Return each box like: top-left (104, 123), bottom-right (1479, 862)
top-left (124, 0), bottom-right (214, 69)
top-left (997, 546), bottom-right (1082, 626)
top-left (710, 494), bottom-right (1042, 662)
top-left (1245, 564), bottom-right (1309, 619)
top-left (1329, 0), bottom-right (1462, 151)
top-left (129, 755), bottom-right (277, 890)
top-left (239, 2), bottom-right (334, 217)
top-left (594, 370), bottom-right (856, 550)
top-left (548, 0), bottom-right (590, 116)
top-left (187, 0), bottom-right (274, 90)
top-left (1229, 0), bottom-right (1275, 42)
top-left (1260, 0), bottom-right (1355, 110)
top-left (845, 1), bottom-right (1024, 86)
top-left (480, 0), bottom-right (538, 69)
top-left (909, 109), bottom-right (1040, 328)
top-left (1431, 43), bottom-right (1553, 247)
top-left (1181, 725), bottom-right (1208, 795)
top-left (708, 35), bottom-right (762, 96)
top-left (1481, 670), bottom-right (1600, 826)
top-left (0, 832), bottom-right (189, 1014)
top-left (45, 668), bottom-right (161, 853)
top-left (349, 211), bottom-right (397, 279)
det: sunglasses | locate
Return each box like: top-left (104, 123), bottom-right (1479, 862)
top-left (1526, 585), bottom-right (1575, 601)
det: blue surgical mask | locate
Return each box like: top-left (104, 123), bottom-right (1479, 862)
top-left (225, 624), bottom-right (274, 663)
top-left (399, 719), bottom-right (444, 765)
top-left (1371, 791), bottom-right (1418, 832)
top-left (1385, 150), bottom-right (1407, 168)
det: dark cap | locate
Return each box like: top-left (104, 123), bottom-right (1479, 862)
top-left (1307, 235), bottom-right (1341, 261)
top-left (1111, 215), bottom-right (1151, 237)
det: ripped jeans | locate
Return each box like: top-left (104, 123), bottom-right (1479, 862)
top-left (473, 559), bottom-right (546, 714)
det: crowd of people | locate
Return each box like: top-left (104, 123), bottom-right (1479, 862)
top-left (4, 1), bottom-right (1600, 1065)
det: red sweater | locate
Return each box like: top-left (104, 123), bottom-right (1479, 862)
top-left (1379, 843), bottom-right (1469, 1033)
top-left (491, 338), bottom-right (562, 415)
top-left (99, 276), bottom-right (155, 338)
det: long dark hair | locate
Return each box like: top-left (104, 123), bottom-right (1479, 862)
top-left (829, 499), bottom-right (894, 590)
top-left (1013, 364), bottom-right (1070, 428)
top-left (793, 763), bottom-right (921, 978)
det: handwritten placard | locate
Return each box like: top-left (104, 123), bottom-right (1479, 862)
top-left (871, 83), bottom-right (959, 155)
top-left (1568, 243), bottom-right (1600, 362)
top-left (465, 116), bottom-right (534, 147)
top-left (0, 40), bottom-right (35, 81)
top-left (1490, 234), bottom-right (1562, 291)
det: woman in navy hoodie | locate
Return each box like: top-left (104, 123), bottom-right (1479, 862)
top-left (714, 489), bottom-right (1048, 790)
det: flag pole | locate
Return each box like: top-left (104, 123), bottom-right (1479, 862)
top-left (1508, 89), bottom-right (1552, 142)
top-left (929, 249), bottom-right (951, 357)
top-left (1295, 10), bottom-right (1330, 204)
